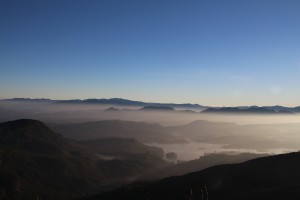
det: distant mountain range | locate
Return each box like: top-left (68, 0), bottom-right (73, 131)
top-left (1, 98), bottom-right (205, 109)
top-left (202, 106), bottom-right (296, 114)
top-left (1, 98), bottom-right (300, 114)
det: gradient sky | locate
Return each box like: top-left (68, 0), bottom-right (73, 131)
top-left (1, 0), bottom-right (300, 106)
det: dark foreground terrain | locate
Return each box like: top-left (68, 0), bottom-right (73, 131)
top-left (87, 152), bottom-right (300, 200)
top-left (0, 119), bottom-right (165, 200)
top-left (1, 119), bottom-right (300, 200)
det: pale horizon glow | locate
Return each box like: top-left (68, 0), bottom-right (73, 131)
top-left (1, 0), bottom-right (300, 106)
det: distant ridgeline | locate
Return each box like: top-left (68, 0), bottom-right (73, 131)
top-left (2, 98), bottom-right (300, 113)
top-left (140, 106), bottom-right (175, 111)
top-left (1, 98), bottom-right (204, 109)
top-left (201, 106), bottom-right (297, 114)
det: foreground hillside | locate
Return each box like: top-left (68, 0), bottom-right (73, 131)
top-left (2, 119), bottom-right (300, 200)
top-left (87, 151), bottom-right (300, 200)
top-left (0, 119), bottom-right (165, 200)
top-left (146, 152), bottom-right (268, 180)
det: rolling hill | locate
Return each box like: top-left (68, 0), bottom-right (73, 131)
top-left (0, 119), bottom-right (166, 200)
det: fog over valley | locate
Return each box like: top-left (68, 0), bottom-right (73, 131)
top-left (1, 99), bottom-right (300, 162)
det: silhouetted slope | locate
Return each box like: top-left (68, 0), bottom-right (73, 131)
top-left (0, 119), bottom-right (108, 200)
top-left (104, 107), bottom-right (120, 112)
top-left (0, 119), bottom-right (64, 154)
top-left (147, 152), bottom-right (268, 180)
top-left (0, 119), bottom-right (166, 200)
top-left (88, 152), bottom-right (300, 200)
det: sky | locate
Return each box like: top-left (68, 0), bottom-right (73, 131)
top-left (1, 0), bottom-right (300, 106)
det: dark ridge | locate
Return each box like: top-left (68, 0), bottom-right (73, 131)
top-left (3, 98), bottom-right (55, 103)
top-left (0, 119), bottom-right (61, 141)
top-left (105, 107), bottom-right (120, 111)
top-left (1, 119), bottom-right (49, 128)
top-left (0, 119), bottom-right (167, 200)
top-left (178, 109), bottom-right (198, 114)
top-left (2, 98), bottom-right (300, 112)
top-left (0, 119), bottom-right (64, 154)
top-left (140, 106), bottom-right (175, 111)
top-left (201, 106), bottom-right (294, 114)
top-left (86, 151), bottom-right (300, 200)
top-left (1, 98), bottom-right (204, 109)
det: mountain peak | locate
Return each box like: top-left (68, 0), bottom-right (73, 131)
top-left (3, 118), bottom-right (46, 127)
top-left (0, 119), bottom-right (63, 153)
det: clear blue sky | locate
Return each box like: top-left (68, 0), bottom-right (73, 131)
top-left (1, 0), bottom-right (300, 106)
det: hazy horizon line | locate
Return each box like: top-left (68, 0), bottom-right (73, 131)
top-left (1, 97), bottom-right (299, 108)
